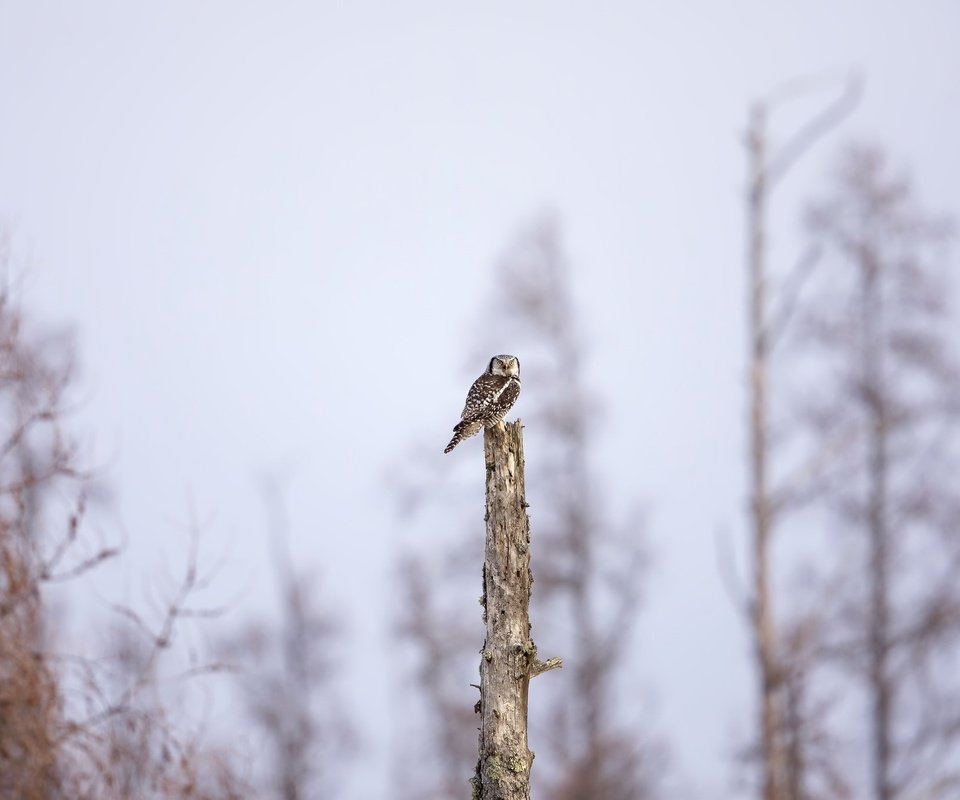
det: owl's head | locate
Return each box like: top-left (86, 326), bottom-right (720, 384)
top-left (488, 354), bottom-right (520, 378)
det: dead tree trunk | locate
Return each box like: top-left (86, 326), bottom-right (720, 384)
top-left (742, 78), bottom-right (858, 799)
top-left (474, 420), bottom-right (560, 800)
top-left (747, 103), bottom-right (785, 800)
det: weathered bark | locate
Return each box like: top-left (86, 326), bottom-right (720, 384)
top-left (474, 420), bottom-right (560, 800)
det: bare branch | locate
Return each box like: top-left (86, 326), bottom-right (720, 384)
top-left (767, 74), bottom-right (863, 187)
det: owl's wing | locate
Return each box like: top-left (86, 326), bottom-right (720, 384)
top-left (460, 372), bottom-right (506, 421)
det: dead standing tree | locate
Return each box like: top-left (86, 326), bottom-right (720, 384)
top-left (795, 144), bottom-right (960, 800)
top-left (474, 422), bottom-right (560, 800)
top-left (744, 76), bottom-right (858, 800)
top-left (0, 227), bottom-right (247, 799)
top-left (219, 477), bottom-right (354, 800)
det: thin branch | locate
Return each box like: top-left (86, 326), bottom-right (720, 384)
top-left (715, 525), bottom-right (749, 617)
top-left (765, 245), bottom-right (823, 349)
top-left (767, 74), bottom-right (863, 187)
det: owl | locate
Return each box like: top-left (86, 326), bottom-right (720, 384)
top-left (443, 354), bottom-right (521, 453)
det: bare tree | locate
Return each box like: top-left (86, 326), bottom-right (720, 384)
top-left (61, 527), bottom-right (247, 800)
top-left (219, 477), bottom-right (354, 800)
top-left (792, 144), bottom-right (960, 799)
top-left (394, 548), bottom-right (480, 798)
top-left (0, 232), bottom-right (104, 797)
top-left (741, 78), bottom-right (858, 800)
top-left (0, 227), bottom-right (246, 799)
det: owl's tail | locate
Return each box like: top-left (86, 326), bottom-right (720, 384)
top-left (443, 419), bottom-right (480, 454)
top-left (443, 427), bottom-right (465, 454)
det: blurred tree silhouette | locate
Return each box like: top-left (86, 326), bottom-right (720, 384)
top-left (738, 139), bottom-right (960, 800)
top-left (218, 477), bottom-right (355, 800)
top-left (740, 79), bottom-right (858, 800)
top-left (0, 273), bottom-right (79, 795)
top-left (65, 528), bottom-right (247, 799)
top-left (0, 227), bottom-right (246, 799)
top-left (393, 218), bottom-right (663, 799)
top-left (788, 145), bottom-right (960, 800)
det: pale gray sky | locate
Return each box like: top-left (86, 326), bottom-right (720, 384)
top-left (1, 2), bottom-right (958, 797)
